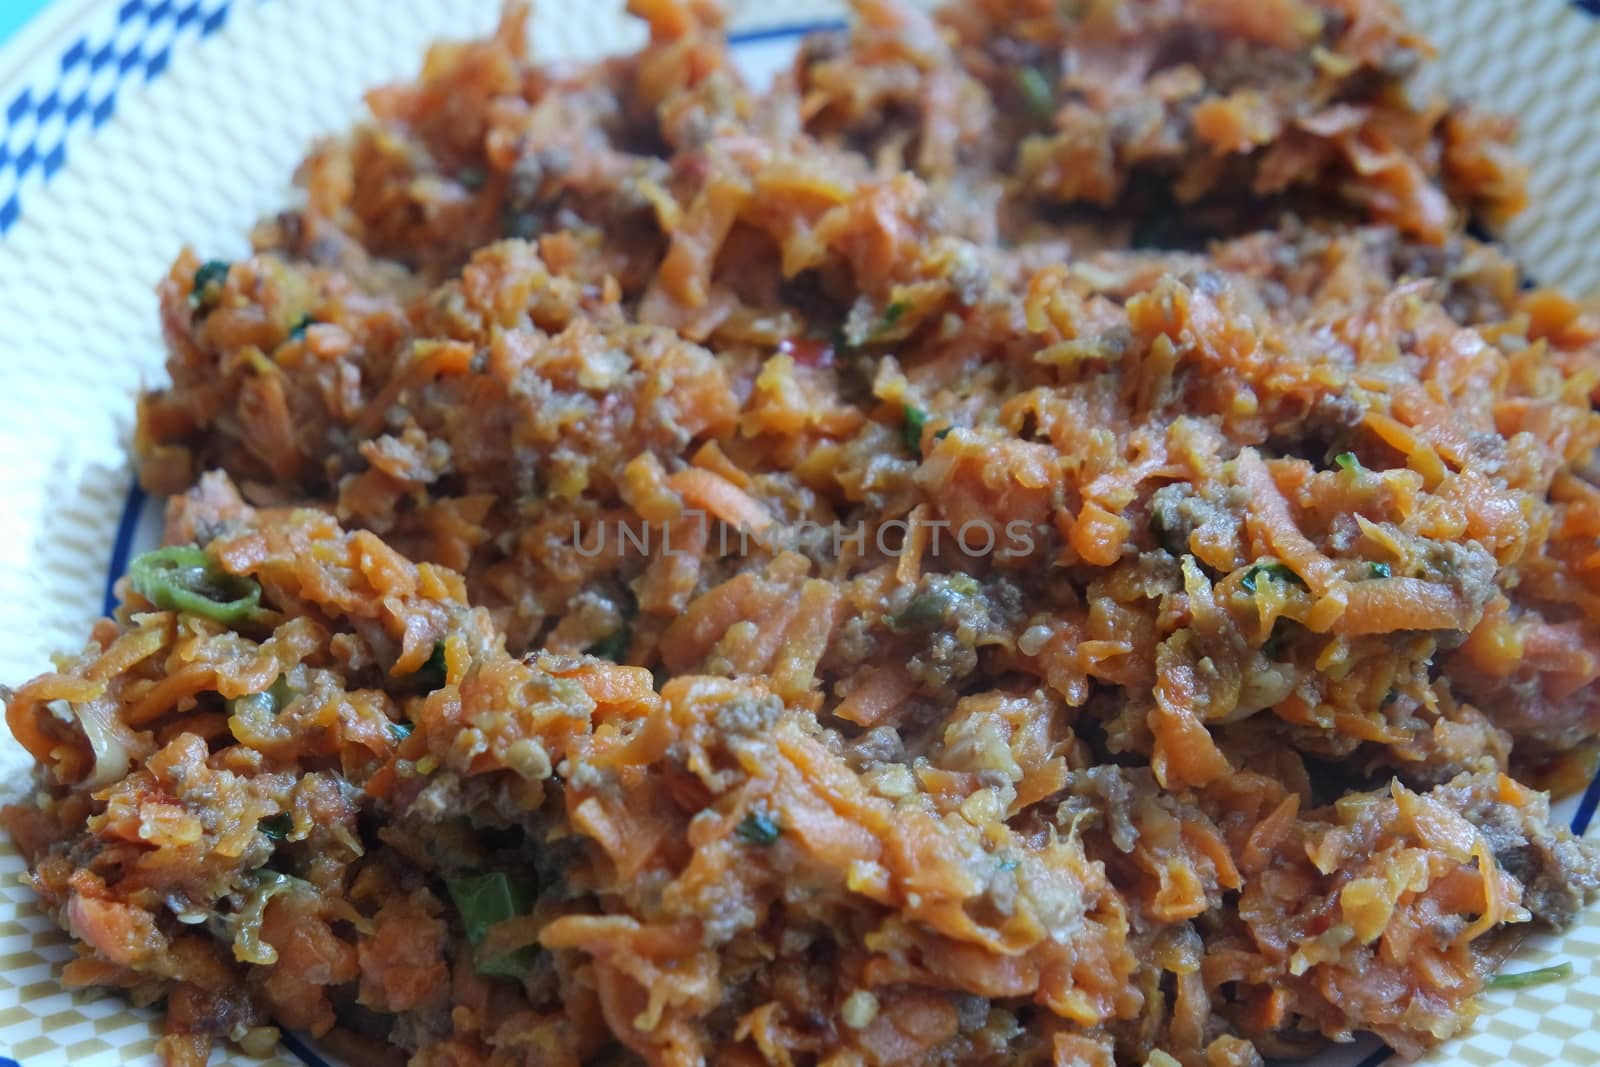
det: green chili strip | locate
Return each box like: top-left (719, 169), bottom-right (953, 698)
top-left (446, 872), bottom-right (538, 979)
top-left (128, 546), bottom-right (261, 625)
top-left (1487, 962), bottom-right (1571, 990)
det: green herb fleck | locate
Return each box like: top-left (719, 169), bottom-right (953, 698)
top-left (871, 301), bottom-right (908, 340)
top-left (1261, 617), bottom-right (1296, 659)
top-left (1152, 508), bottom-right (1190, 559)
top-left (890, 590), bottom-right (953, 632)
top-left (457, 166), bottom-right (487, 191)
top-left (890, 575), bottom-right (979, 632)
top-left (128, 546), bottom-right (261, 625)
top-left (257, 814), bottom-right (293, 842)
top-left (1017, 66), bottom-right (1056, 123)
top-left (413, 642), bottom-right (449, 691)
top-left (934, 426), bottom-right (954, 441)
top-left (1334, 451), bottom-right (1363, 473)
top-left (586, 595), bottom-right (637, 663)
top-left (1368, 562), bottom-right (1392, 579)
top-left (191, 260), bottom-right (230, 309)
top-left (287, 313), bottom-right (316, 341)
top-left (736, 811), bottom-right (782, 846)
top-left (1150, 507), bottom-right (1187, 558)
top-left (1130, 212), bottom-right (1189, 251)
top-left (503, 210), bottom-right (539, 240)
top-left (446, 872), bottom-right (538, 980)
top-left (1240, 562), bottom-right (1306, 594)
top-left (227, 674), bottom-right (294, 719)
top-left (902, 405), bottom-right (929, 453)
top-left (1487, 962), bottom-right (1571, 990)
top-left (587, 627), bottom-right (630, 663)
top-left (388, 721), bottom-right (414, 743)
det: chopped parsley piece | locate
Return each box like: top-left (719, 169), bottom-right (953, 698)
top-left (1487, 962), bottom-right (1571, 990)
top-left (1335, 452), bottom-right (1363, 473)
top-left (388, 720), bottom-right (414, 743)
top-left (1368, 562), bottom-right (1392, 579)
top-left (736, 811), bottom-right (782, 846)
top-left (934, 426), bottom-right (954, 441)
top-left (287, 313), bottom-right (316, 341)
top-left (128, 546), bottom-right (261, 625)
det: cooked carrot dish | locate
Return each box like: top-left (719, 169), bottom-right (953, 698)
top-left (8, 1), bottom-right (1600, 1064)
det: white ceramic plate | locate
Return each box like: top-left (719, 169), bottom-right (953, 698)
top-left (0, 1), bottom-right (1598, 1064)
